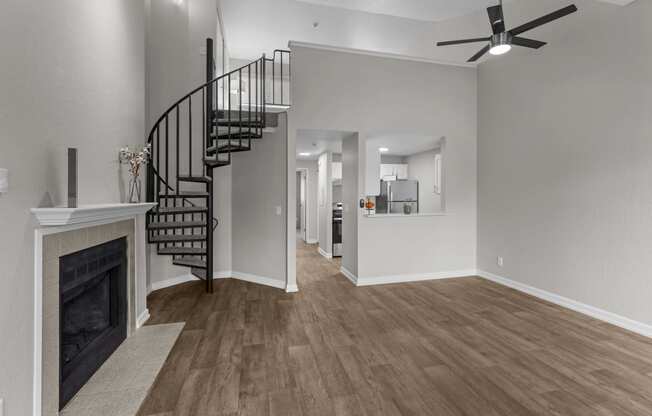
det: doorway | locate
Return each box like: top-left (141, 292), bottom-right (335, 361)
top-left (296, 169), bottom-right (307, 241)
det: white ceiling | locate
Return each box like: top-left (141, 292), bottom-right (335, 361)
top-left (296, 129), bottom-right (355, 159)
top-left (367, 134), bottom-right (443, 157)
top-left (294, 0), bottom-right (508, 23)
top-left (220, 0), bottom-right (630, 64)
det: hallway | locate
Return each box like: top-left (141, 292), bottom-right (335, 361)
top-left (138, 243), bottom-right (652, 416)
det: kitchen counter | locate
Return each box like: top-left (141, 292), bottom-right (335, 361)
top-left (363, 212), bottom-right (448, 218)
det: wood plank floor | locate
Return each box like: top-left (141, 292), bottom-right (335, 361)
top-left (138, 240), bottom-right (652, 416)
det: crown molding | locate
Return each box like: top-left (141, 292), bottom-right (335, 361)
top-left (288, 41), bottom-right (477, 69)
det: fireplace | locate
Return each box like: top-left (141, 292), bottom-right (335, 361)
top-left (59, 237), bottom-right (127, 409)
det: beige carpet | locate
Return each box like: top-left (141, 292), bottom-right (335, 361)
top-left (61, 322), bottom-right (184, 416)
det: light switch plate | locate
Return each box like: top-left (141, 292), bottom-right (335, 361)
top-left (497, 256), bottom-right (504, 267)
top-left (275, 206), bottom-right (282, 216)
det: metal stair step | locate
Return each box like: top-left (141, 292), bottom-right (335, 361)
top-left (154, 206), bottom-right (207, 215)
top-left (178, 175), bottom-right (212, 183)
top-left (210, 131), bottom-right (262, 141)
top-left (148, 220), bottom-right (207, 230)
top-left (213, 119), bottom-right (264, 128)
top-left (172, 257), bottom-right (207, 269)
top-left (204, 157), bottom-right (231, 168)
top-left (191, 268), bottom-right (207, 280)
top-left (158, 246), bottom-right (206, 255)
top-left (159, 191), bottom-right (210, 199)
top-left (150, 234), bottom-right (207, 243)
top-left (206, 143), bottom-right (251, 154)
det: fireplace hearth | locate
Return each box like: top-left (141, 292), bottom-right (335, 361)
top-left (59, 237), bottom-right (127, 410)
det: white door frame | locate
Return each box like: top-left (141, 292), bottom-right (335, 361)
top-left (296, 168), bottom-right (309, 242)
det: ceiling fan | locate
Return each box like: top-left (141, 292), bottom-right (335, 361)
top-left (437, 1), bottom-right (578, 62)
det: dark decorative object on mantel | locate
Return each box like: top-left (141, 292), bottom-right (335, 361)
top-left (68, 148), bottom-right (77, 208)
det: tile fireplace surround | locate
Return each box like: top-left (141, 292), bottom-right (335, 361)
top-left (31, 203), bottom-right (155, 416)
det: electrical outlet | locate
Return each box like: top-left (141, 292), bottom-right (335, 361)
top-left (497, 256), bottom-right (504, 267)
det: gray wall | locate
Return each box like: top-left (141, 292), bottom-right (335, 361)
top-left (145, 0), bottom-right (230, 285)
top-left (342, 134), bottom-right (360, 275)
top-left (289, 46), bottom-right (477, 279)
top-left (407, 148), bottom-right (442, 213)
top-left (296, 159), bottom-right (319, 243)
top-left (478, 0), bottom-right (652, 324)
top-left (232, 114), bottom-right (288, 283)
top-left (0, 1), bottom-right (145, 414)
top-left (318, 152), bottom-right (333, 255)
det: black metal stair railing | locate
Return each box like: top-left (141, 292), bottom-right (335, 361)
top-left (145, 38), bottom-right (290, 293)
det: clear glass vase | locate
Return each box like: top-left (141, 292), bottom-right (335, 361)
top-left (128, 176), bottom-right (142, 203)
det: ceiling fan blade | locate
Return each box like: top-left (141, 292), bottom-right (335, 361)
top-left (487, 5), bottom-right (505, 34)
top-left (511, 37), bottom-right (547, 49)
top-left (437, 37), bottom-right (490, 47)
top-left (509, 4), bottom-right (578, 36)
top-left (468, 45), bottom-right (490, 62)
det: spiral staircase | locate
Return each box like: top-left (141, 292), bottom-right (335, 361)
top-left (146, 38), bottom-right (290, 293)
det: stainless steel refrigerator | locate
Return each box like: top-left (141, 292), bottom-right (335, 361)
top-left (377, 180), bottom-right (419, 214)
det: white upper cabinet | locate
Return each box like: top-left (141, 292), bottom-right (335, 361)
top-left (332, 162), bottom-right (342, 181)
top-left (379, 164), bottom-right (408, 180)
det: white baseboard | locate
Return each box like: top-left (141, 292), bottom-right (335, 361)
top-left (477, 269), bottom-right (652, 339)
top-left (149, 274), bottom-right (196, 293)
top-left (306, 238), bottom-right (318, 244)
top-left (340, 266), bottom-right (358, 285)
top-left (230, 271), bottom-right (287, 290)
top-left (285, 284), bottom-right (299, 293)
top-left (136, 309), bottom-right (150, 328)
top-left (353, 269), bottom-right (477, 287)
top-left (150, 270), bottom-right (287, 292)
top-left (318, 247), bottom-right (333, 259)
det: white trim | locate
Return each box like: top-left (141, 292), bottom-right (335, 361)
top-left (33, 229), bottom-right (43, 416)
top-left (288, 41), bottom-right (477, 68)
top-left (354, 269), bottom-right (477, 287)
top-left (477, 270), bottom-right (652, 339)
top-left (318, 247), bottom-right (333, 259)
top-left (149, 274), bottom-right (196, 293)
top-left (306, 238), bottom-right (319, 244)
top-left (136, 309), bottom-right (150, 328)
top-left (231, 271), bottom-right (287, 290)
top-left (30, 203), bottom-right (156, 226)
top-left (340, 266), bottom-right (358, 285)
top-left (148, 270), bottom-right (288, 292)
top-left (286, 284), bottom-right (299, 293)
top-left (296, 167), bottom-right (309, 243)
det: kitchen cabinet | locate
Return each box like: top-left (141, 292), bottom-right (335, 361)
top-left (332, 162), bottom-right (342, 181)
top-left (380, 164), bottom-right (408, 180)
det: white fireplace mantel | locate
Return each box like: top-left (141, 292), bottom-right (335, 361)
top-left (31, 203), bottom-right (156, 226)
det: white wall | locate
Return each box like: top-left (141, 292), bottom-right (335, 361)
top-left (0, 1), bottom-right (145, 415)
top-left (289, 46), bottom-right (477, 280)
top-left (317, 151), bottom-right (333, 255)
top-left (232, 114), bottom-right (288, 285)
top-left (342, 134), bottom-right (360, 275)
top-left (296, 160), bottom-right (319, 243)
top-left (478, 0), bottom-right (652, 325)
top-left (407, 148), bottom-right (442, 213)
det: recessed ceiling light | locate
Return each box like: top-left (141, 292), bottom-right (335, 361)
top-left (379, 147), bottom-right (389, 153)
top-left (299, 152), bottom-right (311, 157)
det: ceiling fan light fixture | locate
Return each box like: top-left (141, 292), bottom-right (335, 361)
top-left (489, 32), bottom-right (512, 56)
top-left (489, 44), bottom-right (511, 55)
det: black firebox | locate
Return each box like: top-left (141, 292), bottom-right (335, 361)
top-left (59, 237), bottom-right (127, 409)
